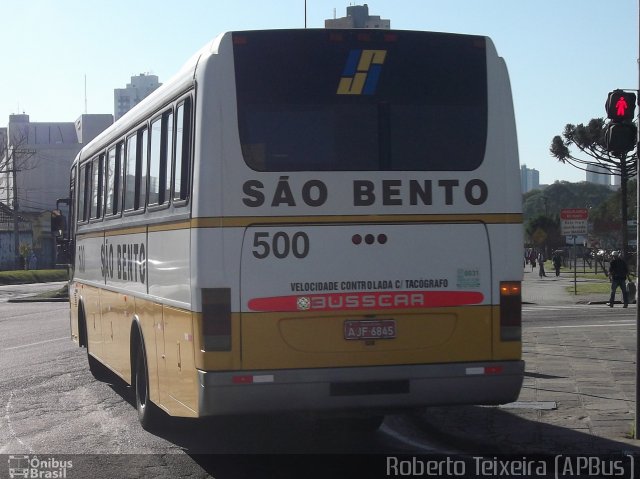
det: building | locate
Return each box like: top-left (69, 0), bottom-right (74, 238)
top-left (0, 113), bottom-right (112, 269)
top-left (585, 164), bottom-right (611, 187)
top-left (325, 4), bottom-right (390, 29)
top-left (520, 164), bottom-right (540, 193)
top-left (114, 73), bottom-right (161, 121)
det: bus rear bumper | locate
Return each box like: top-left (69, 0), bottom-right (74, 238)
top-left (197, 360), bottom-right (525, 416)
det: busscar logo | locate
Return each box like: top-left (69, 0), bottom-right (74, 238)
top-left (337, 49), bottom-right (387, 95)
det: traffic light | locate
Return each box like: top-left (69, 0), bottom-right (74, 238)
top-left (604, 89), bottom-right (637, 155)
top-left (604, 122), bottom-right (637, 156)
top-left (606, 90), bottom-right (636, 122)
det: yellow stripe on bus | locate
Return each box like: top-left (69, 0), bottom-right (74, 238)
top-left (76, 213), bottom-right (522, 237)
top-left (192, 213), bottom-right (522, 228)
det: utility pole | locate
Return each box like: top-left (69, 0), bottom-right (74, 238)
top-left (11, 146), bottom-right (20, 270)
top-left (635, 0), bottom-right (640, 440)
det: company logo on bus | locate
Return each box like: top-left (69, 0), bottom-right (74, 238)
top-left (337, 49), bottom-right (387, 95)
top-left (248, 291), bottom-right (484, 312)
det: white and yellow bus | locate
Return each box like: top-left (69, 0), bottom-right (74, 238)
top-left (66, 29), bottom-right (523, 430)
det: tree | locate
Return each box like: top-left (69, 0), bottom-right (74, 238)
top-left (525, 214), bottom-right (562, 254)
top-left (523, 181), bottom-right (614, 223)
top-left (0, 125), bottom-right (37, 268)
top-left (588, 179), bottom-right (637, 250)
top-left (0, 126), bottom-right (37, 202)
top-left (550, 118), bottom-right (637, 258)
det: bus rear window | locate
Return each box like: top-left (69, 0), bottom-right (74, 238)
top-left (234, 30), bottom-right (488, 172)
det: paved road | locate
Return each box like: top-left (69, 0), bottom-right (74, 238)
top-left (0, 301), bottom-right (458, 478)
top-left (7, 278), bottom-right (629, 477)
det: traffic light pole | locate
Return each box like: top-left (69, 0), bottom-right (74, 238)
top-left (623, 4), bottom-right (640, 440)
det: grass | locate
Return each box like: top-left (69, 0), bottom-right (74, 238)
top-left (0, 269), bottom-right (69, 285)
top-left (566, 282), bottom-right (611, 295)
top-left (528, 261), bottom-right (614, 296)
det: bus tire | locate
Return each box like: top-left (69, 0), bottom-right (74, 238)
top-left (134, 342), bottom-right (162, 431)
top-left (79, 303), bottom-right (108, 381)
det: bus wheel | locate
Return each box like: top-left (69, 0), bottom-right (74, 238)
top-left (134, 344), bottom-right (161, 431)
top-left (87, 352), bottom-right (109, 381)
top-left (80, 306), bottom-right (108, 381)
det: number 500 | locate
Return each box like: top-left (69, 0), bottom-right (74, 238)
top-left (252, 231), bottom-right (310, 259)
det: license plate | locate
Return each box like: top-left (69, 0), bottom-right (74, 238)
top-left (343, 319), bottom-right (396, 340)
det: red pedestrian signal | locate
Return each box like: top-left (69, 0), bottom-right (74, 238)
top-left (606, 90), bottom-right (636, 121)
top-left (604, 89), bottom-right (637, 156)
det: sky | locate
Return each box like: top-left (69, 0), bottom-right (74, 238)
top-left (0, 0), bottom-right (637, 185)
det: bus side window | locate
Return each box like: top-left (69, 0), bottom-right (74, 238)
top-left (148, 117), bottom-right (162, 206)
top-left (105, 145), bottom-right (121, 216)
top-left (78, 162), bottom-right (92, 223)
top-left (114, 142), bottom-right (123, 214)
top-left (163, 110), bottom-right (174, 204)
top-left (90, 155), bottom-right (104, 220)
top-left (77, 163), bottom-right (86, 223)
top-left (138, 127), bottom-right (148, 210)
top-left (173, 98), bottom-right (192, 203)
top-left (70, 165), bottom-right (76, 227)
top-left (124, 133), bottom-right (138, 211)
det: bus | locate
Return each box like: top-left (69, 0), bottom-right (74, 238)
top-left (63, 28), bottom-right (524, 431)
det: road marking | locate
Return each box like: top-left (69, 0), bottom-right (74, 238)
top-left (523, 306), bottom-right (596, 312)
top-left (523, 304), bottom-right (610, 310)
top-left (500, 401), bottom-right (557, 410)
top-left (3, 337), bottom-right (68, 351)
top-left (0, 391), bottom-right (34, 454)
top-left (533, 322), bottom-right (635, 329)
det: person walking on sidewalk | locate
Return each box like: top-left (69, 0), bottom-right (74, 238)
top-left (608, 251), bottom-right (629, 307)
top-left (552, 253), bottom-right (562, 277)
top-left (538, 252), bottom-right (547, 277)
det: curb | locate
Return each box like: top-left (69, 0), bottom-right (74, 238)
top-left (587, 300), bottom-right (637, 305)
top-left (8, 297), bottom-right (69, 303)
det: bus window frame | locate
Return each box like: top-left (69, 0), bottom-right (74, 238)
top-left (89, 154), bottom-right (104, 222)
top-left (75, 91), bottom-right (194, 227)
top-left (69, 164), bottom-right (77, 230)
top-left (146, 110), bottom-right (172, 213)
top-left (77, 161), bottom-right (92, 225)
top-left (123, 127), bottom-right (147, 217)
top-left (104, 142), bottom-right (124, 220)
top-left (171, 96), bottom-right (192, 208)
top-left (138, 126), bottom-right (149, 211)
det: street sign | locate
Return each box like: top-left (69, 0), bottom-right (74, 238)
top-left (560, 208), bottom-right (588, 236)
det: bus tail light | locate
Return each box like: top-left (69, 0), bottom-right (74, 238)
top-left (499, 281), bottom-right (521, 341)
top-left (202, 288), bottom-right (231, 351)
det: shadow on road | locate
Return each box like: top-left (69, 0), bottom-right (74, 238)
top-left (415, 405), bottom-right (640, 455)
top-left (104, 375), bottom-right (396, 476)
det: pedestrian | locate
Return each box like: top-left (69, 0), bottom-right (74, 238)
top-left (538, 252), bottom-right (546, 277)
top-left (607, 251), bottom-right (629, 308)
top-left (28, 252), bottom-right (37, 270)
top-left (552, 253), bottom-right (561, 277)
top-left (530, 251), bottom-right (536, 271)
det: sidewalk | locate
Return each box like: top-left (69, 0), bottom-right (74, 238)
top-left (417, 268), bottom-right (640, 454)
